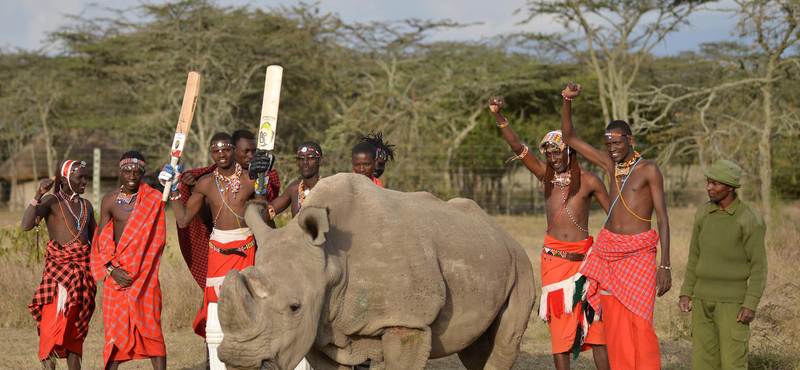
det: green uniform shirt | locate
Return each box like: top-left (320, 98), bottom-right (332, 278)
top-left (679, 197), bottom-right (767, 311)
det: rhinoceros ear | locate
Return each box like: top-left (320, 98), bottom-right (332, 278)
top-left (298, 207), bottom-right (329, 247)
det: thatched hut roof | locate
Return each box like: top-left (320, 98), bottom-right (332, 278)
top-left (0, 131), bottom-right (126, 181)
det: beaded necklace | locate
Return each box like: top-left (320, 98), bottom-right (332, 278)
top-left (213, 163), bottom-right (243, 199)
top-left (213, 174), bottom-right (251, 237)
top-left (606, 156), bottom-right (651, 223)
top-left (117, 186), bottom-right (137, 212)
top-left (551, 170), bottom-right (571, 186)
top-left (615, 151), bottom-right (641, 178)
top-left (59, 191), bottom-right (83, 222)
top-left (297, 176), bottom-right (322, 212)
top-left (56, 192), bottom-right (87, 244)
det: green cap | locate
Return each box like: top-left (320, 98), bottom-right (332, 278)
top-left (704, 159), bottom-right (742, 188)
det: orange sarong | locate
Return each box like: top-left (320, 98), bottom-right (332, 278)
top-left (539, 235), bottom-right (605, 354)
top-left (193, 228), bottom-right (256, 338)
top-left (600, 293), bottom-right (660, 370)
top-left (38, 298), bottom-right (83, 360)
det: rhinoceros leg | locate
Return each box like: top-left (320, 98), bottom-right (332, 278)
top-left (380, 327), bottom-right (431, 370)
top-left (305, 347), bottom-right (351, 370)
top-left (456, 293), bottom-right (530, 370)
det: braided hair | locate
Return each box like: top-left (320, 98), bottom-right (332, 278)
top-left (360, 132), bottom-right (396, 162)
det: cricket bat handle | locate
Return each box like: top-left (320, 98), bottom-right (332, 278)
top-left (161, 156), bottom-right (180, 202)
top-left (257, 171), bottom-right (267, 195)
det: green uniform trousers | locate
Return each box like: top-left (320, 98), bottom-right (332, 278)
top-left (692, 298), bottom-right (751, 370)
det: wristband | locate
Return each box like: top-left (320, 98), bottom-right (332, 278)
top-left (505, 145), bottom-right (529, 163)
top-left (562, 91), bottom-right (573, 101)
top-left (659, 265), bottom-right (672, 270)
top-left (268, 205), bottom-right (276, 220)
top-left (30, 197), bottom-right (41, 207)
top-left (106, 265), bottom-right (115, 276)
top-left (169, 193), bottom-right (182, 201)
top-left (496, 118), bottom-right (509, 128)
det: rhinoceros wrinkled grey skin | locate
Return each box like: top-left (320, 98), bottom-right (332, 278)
top-left (217, 173), bottom-right (536, 370)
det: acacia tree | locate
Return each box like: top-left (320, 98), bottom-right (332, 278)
top-left (631, 0), bottom-right (799, 219)
top-left (734, 0), bottom-right (799, 220)
top-left (517, 0), bottom-right (710, 124)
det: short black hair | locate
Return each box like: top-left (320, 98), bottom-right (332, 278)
top-left (361, 131), bottom-right (396, 161)
top-left (210, 132), bottom-right (233, 145)
top-left (120, 151), bottom-right (145, 162)
top-left (232, 129), bottom-right (255, 144)
top-left (606, 120), bottom-right (633, 136)
top-left (351, 141), bottom-right (376, 160)
top-left (297, 141), bottom-right (323, 156)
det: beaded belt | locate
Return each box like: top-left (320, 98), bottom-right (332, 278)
top-left (209, 239), bottom-right (255, 257)
top-left (542, 246), bottom-right (586, 261)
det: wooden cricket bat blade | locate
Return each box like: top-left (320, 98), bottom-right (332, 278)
top-left (163, 71), bottom-right (201, 201)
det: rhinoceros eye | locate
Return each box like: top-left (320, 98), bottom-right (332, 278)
top-left (290, 303), bottom-right (301, 313)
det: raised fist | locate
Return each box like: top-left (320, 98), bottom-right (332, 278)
top-left (562, 82), bottom-right (582, 99)
top-left (158, 164), bottom-right (183, 192)
top-left (181, 173), bottom-right (197, 187)
top-left (249, 150), bottom-right (275, 180)
top-left (38, 176), bottom-right (56, 196)
top-left (488, 96), bottom-right (504, 117)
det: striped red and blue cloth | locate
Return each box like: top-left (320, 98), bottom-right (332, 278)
top-left (580, 228), bottom-right (659, 323)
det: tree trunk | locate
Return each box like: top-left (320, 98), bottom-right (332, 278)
top-left (758, 60), bottom-right (775, 221)
top-left (444, 106), bottom-right (483, 192)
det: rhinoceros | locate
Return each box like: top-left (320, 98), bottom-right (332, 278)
top-left (217, 173), bottom-right (535, 370)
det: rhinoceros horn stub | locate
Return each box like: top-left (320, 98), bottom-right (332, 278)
top-left (245, 201), bottom-right (272, 238)
top-left (218, 269), bottom-right (258, 334)
top-left (241, 266), bottom-right (276, 299)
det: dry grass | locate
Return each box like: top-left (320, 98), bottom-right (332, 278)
top-left (0, 202), bottom-right (798, 369)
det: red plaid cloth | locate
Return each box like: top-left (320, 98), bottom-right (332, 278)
top-left (91, 183), bottom-right (167, 365)
top-left (579, 229), bottom-right (659, 323)
top-left (29, 240), bottom-right (96, 340)
top-left (176, 166), bottom-right (280, 289)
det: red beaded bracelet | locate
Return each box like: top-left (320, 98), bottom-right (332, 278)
top-left (562, 91), bottom-right (573, 101)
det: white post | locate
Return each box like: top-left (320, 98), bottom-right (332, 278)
top-left (93, 148), bottom-right (101, 207)
top-left (207, 302), bottom-right (226, 370)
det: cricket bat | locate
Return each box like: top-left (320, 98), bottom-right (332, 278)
top-left (255, 65), bottom-right (283, 193)
top-left (162, 71), bottom-right (201, 201)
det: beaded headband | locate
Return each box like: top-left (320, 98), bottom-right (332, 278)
top-left (297, 146), bottom-right (322, 156)
top-left (210, 142), bottom-right (234, 149)
top-left (376, 147), bottom-right (388, 160)
top-left (605, 132), bottom-right (633, 138)
top-left (119, 158), bottom-right (146, 171)
top-left (539, 130), bottom-right (568, 153)
top-left (61, 160), bottom-right (86, 178)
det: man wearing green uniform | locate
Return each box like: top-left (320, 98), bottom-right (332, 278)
top-left (679, 159), bottom-right (767, 370)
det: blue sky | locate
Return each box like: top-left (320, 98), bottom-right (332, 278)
top-left (0, 0), bottom-right (739, 55)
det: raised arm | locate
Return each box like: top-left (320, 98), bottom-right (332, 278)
top-left (21, 177), bottom-right (56, 231)
top-left (648, 164), bottom-right (671, 297)
top-left (488, 97), bottom-right (547, 179)
top-left (261, 181), bottom-right (296, 220)
top-left (172, 184), bottom-right (208, 229)
top-left (560, 83), bottom-right (614, 172)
